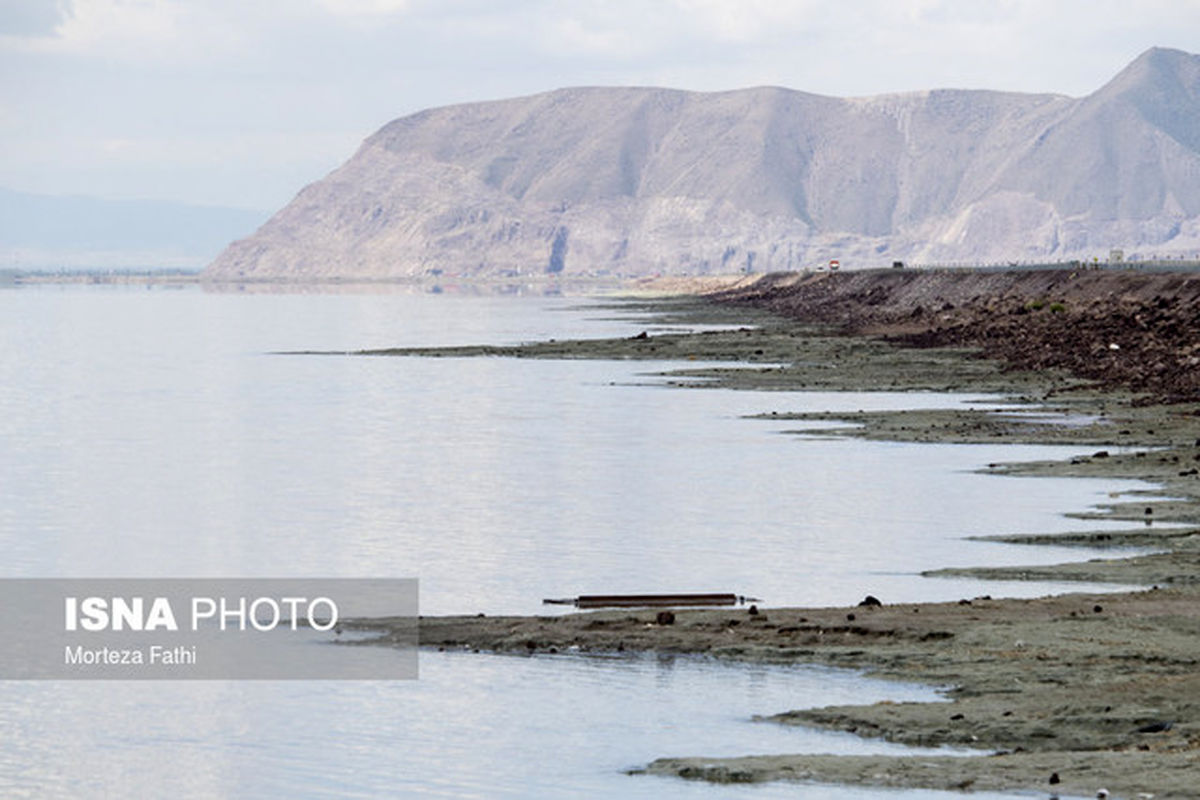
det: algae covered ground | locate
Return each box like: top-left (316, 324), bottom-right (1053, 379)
top-left (349, 274), bottom-right (1200, 800)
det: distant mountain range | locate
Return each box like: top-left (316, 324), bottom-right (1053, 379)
top-left (0, 188), bottom-right (264, 270)
top-left (207, 47), bottom-right (1200, 280)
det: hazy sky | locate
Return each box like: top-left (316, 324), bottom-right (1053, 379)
top-left (2, 0), bottom-right (1197, 211)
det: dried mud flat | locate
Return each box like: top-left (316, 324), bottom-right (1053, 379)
top-left (352, 270), bottom-right (1200, 800)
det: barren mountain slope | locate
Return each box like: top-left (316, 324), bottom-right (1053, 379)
top-left (207, 48), bottom-right (1200, 280)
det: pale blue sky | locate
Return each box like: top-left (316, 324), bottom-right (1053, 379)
top-left (2, 0), bottom-right (1197, 211)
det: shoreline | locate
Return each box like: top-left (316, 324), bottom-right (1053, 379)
top-left (352, 279), bottom-right (1200, 799)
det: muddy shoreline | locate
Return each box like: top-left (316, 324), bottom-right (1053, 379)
top-left (353, 276), bottom-right (1200, 799)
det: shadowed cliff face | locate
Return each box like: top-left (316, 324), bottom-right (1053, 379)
top-left (207, 48), bottom-right (1200, 281)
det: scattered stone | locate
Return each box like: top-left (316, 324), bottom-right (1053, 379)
top-left (656, 611), bottom-right (676, 626)
top-left (858, 595), bottom-right (882, 607)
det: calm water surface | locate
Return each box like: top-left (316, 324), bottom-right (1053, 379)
top-left (0, 285), bottom-right (1142, 798)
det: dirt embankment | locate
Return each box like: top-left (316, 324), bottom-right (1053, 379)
top-left (712, 269), bottom-right (1200, 403)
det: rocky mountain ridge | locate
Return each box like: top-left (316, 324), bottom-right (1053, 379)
top-left (207, 47), bottom-right (1200, 280)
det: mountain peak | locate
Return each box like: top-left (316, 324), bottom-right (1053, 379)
top-left (1088, 47), bottom-right (1200, 154)
top-left (1136, 46), bottom-right (1199, 69)
top-left (1097, 46), bottom-right (1200, 96)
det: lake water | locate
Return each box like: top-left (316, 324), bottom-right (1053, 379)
top-left (0, 284), bottom-right (1142, 798)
